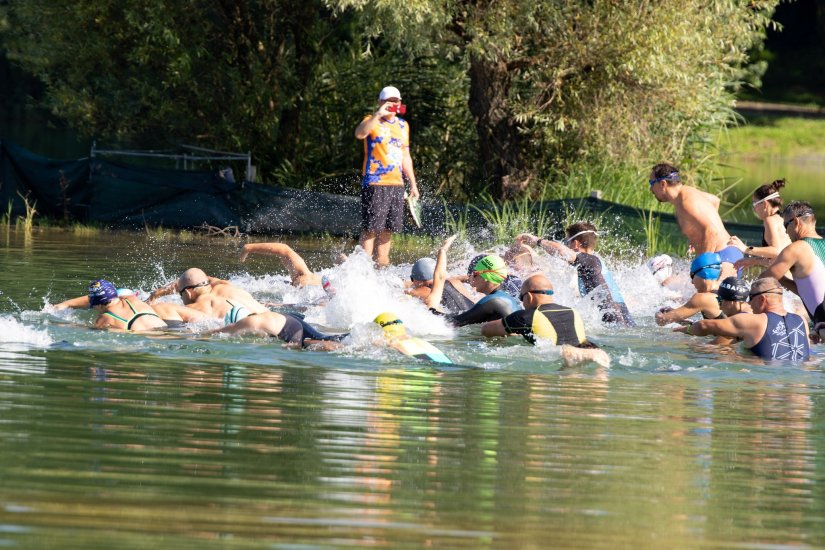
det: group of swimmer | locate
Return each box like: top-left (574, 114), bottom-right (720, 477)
top-left (51, 162), bottom-right (825, 366)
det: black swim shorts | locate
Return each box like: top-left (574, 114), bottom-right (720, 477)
top-left (361, 185), bottom-right (404, 232)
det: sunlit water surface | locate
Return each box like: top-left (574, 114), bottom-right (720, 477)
top-left (1, 229), bottom-right (825, 548)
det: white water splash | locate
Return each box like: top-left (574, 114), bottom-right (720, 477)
top-left (0, 314), bottom-right (53, 348)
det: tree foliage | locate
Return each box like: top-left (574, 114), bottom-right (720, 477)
top-left (3, 0), bottom-right (780, 200)
top-left (329, 0), bottom-right (780, 197)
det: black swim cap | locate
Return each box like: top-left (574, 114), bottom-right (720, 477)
top-left (717, 277), bottom-right (749, 302)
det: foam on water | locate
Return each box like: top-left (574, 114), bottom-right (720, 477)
top-left (0, 314), bottom-right (53, 348)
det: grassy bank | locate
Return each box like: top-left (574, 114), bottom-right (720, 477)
top-left (717, 116), bottom-right (825, 158)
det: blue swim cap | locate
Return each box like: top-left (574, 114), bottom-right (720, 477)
top-left (88, 279), bottom-right (118, 308)
top-left (410, 258), bottom-right (436, 282)
top-left (690, 252), bottom-right (722, 280)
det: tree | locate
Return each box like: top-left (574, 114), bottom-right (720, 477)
top-left (328, 0), bottom-right (780, 198)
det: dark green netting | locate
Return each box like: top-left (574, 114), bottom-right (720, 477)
top-left (1, 139), bottom-right (820, 243)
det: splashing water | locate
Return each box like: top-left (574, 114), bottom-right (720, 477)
top-left (0, 314), bottom-right (53, 348)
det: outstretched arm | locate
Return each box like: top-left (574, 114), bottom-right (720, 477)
top-left (240, 242), bottom-right (314, 281)
top-left (53, 295), bottom-right (91, 310)
top-left (516, 233), bottom-right (576, 263)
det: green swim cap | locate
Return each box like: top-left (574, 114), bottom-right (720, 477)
top-left (470, 255), bottom-right (508, 284)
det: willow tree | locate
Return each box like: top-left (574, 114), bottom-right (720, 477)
top-left (328, 0), bottom-right (780, 198)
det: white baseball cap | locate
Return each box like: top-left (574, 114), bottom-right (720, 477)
top-left (378, 86), bottom-right (402, 101)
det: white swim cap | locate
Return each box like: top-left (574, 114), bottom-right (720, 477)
top-left (647, 254), bottom-right (673, 283)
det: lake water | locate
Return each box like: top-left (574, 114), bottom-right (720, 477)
top-left (1, 228), bottom-right (825, 547)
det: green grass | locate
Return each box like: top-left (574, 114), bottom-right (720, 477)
top-left (716, 116), bottom-right (825, 158)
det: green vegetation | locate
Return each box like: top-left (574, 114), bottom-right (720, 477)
top-left (1, 0), bottom-right (779, 203)
top-left (717, 116), bottom-right (825, 158)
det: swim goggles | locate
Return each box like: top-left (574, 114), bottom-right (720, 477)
top-left (748, 288), bottom-right (783, 301)
top-left (519, 289), bottom-right (554, 301)
top-left (563, 230), bottom-right (598, 245)
top-left (377, 318), bottom-right (403, 328)
top-left (648, 172), bottom-right (680, 186)
top-left (178, 281), bottom-right (209, 294)
top-left (689, 264), bottom-right (721, 278)
top-left (751, 192), bottom-right (780, 208)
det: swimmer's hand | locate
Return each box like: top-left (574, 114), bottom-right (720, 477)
top-left (734, 257), bottom-right (769, 271)
top-left (147, 282), bottom-right (177, 303)
top-left (728, 235), bottom-right (747, 252)
top-left (658, 306), bottom-right (673, 315)
top-left (439, 233), bottom-right (458, 252)
top-left (515, 233), bottom-right (539, 246)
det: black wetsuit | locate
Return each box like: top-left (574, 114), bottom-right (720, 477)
top-left (440, 280), bottom-right (475, 312)
top-left (573, 253), bottom-right (634, 326)
top-left (443, 289), bottom-right (522, 327)
top-left (276, 314), bottom-right (347, 348)
top-left (502, 303), bottom-right (592, 347)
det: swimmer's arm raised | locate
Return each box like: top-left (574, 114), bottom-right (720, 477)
top-left (516, 233), bottom-right (575, 263)
top-left (425, 235), bottom-right (456, 310)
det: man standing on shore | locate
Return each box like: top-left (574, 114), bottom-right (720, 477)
top-left (355, 85), bottom-right (419, 267)
top-left (649, 163), bottom-right (741, 278)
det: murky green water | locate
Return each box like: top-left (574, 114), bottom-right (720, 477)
top-left (2, 229), bottom-right (825, 548)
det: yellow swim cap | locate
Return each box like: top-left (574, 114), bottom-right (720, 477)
top-left (374, 312), bottom-right (406, 338)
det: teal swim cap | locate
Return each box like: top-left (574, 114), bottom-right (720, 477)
top-left (224, 305), bottom-right (250, 325)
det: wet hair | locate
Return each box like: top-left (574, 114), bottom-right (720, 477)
top-left (651, 163), bottom-right (680, 184)
top-left (752, 179), bottom-right (785, 209)
top-left (565, 221), bottom-right (598, 248)
top-left (782, 200), bottom-right (817, 224)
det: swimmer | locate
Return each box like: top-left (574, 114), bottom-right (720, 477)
top-left (211, 310), bottom-right (345, 350)
top-left (53, 287), bottom-right (207, 326)
top-left (729, 179), bottom-right (792, 267)
top-left (373, 312), bottom-right (452, 364)
top-left (150, 268), bottom-right (268, 322)
top-left (648, 163), bottom-right (739, 279)
top-left (427, 243), bottom-right (522, 327)
top-left (758, 201), bottom-right (825, 325)
top-left (517, 222), bottom-right (635, 326)
top-left (646, 254), bottom-right (678, 287)
top-left (405, 256), bottom-right (473, 312)
top-left (675, 277), bottom-right (810, 362)
top-left (86, 279), bottom-right (167, 331)
top-left (656, 252), bottom-right (723, 326)
top-left (710, 276), bottom-right (753, 346)
top-left (480, 273), bottom-right (610, 368)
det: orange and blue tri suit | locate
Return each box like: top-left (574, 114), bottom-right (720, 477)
top-left (360, 115), bottom-right (409, 187)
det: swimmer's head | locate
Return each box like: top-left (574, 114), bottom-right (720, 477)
top-left (647, 254), bottom-right (673, 283)
top-left (88, 279), bottom-right (118, 308)
top-left (649, 163), bottom-right (680, 203)
top-left (717, 277), bottom-right (749, 303)
top-left (469, 255), bottom-right (508, 285)
top-left (374, 312), bottom-right (406, 338)
top-left (410, 258), bottom-right (436, 282)
top-left (564, 222), bottom-right (598, 249)
top-left (690, 252), bottom-right (722, 281)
